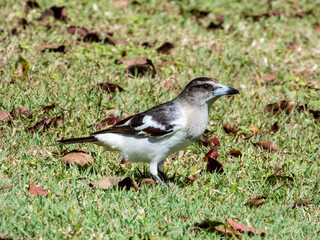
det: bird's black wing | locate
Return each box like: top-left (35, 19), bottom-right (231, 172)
top-left (92, 102), bottom-right (182, 138)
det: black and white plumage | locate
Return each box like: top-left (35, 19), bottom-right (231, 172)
top-left (57, 77), bottom-right (239, 185)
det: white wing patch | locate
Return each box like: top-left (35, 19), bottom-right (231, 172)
top-left (134, 115), bottom-right (167, 131)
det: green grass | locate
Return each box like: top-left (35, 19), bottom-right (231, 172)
top-left (1, 0), bottom-right (320, 239)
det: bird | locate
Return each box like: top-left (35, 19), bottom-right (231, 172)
top-left (56, 77), bottom-right (239, 185)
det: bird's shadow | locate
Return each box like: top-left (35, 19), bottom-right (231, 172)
top-left (116, 165), bottom-right (194, 188)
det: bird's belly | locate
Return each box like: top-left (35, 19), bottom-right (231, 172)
top-left (95, 132), bottom-right (194, 163)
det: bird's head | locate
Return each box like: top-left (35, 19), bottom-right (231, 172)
top-left (178, 77), bottom-right (239, 106)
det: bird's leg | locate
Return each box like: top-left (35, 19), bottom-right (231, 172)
top-left (150, 162), bottom-right (167, 187)
top-left (157, 161), bottom-right (174, 187)
top-left (157, 160), bottom-right (169, 181)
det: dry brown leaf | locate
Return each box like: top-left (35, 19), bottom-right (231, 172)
top-left (270, 122), bottom-right (279, 133)
top-left (189, 8), bottom-right (210, 19)
top-left (229, 148), bottom-right (242, 157)
top-left (205, 147), bottom-right (223, 174)
top-left (215, 226), bottom-right (242, 239)
top-left (93, 176), bottom-right (138, 190)
top-left (26, 0), bottom-right (40, 9)
top-left (188, 174), bottom-right (197, 182)
top-left (207, 16), bottom-right (224, 30)
top-left (40, 104), bottom-right (56, 111)
top-left (249, 126), bottom-right (259, 135)
top-left (253, 141), bottom-right (280, 152)
top-left (260, 73), bottom-right (278, 82)
top-left (39, 6), bottom-right (67, 21)
top-left (156, 42), bottom-right (174, 55)
top-left (61, 150), bottom-right (94, 167)
top-left (90, 117), bottom-right (122, 129)
top-left (222, 122), bottom-right (239, 133)
top-left (292, 199), bottom-right (313, 208)
top-left (28, 181), bottom-right (49, 196)
top-left (286, 42), bottom-right (300, 51)
top-left (0, 110), bottom-right (13, 123)
top-left (95, 82), bottom-right (124, 93)
top-left (243, 10), bottom-right (285, 21)
top-left (245, 195), bottom-right (267, 207)
top-left (67, 26), bottom-right (89, 37)
top-left (264, 100), bottom-right (294, 115)
top-left (157, 61), bottom-right (175, 67)
top-left (35, 44), bottom-right (66, 53)
top-left (226, 218), bottom-right (266, 237)
top-left (0, 186), bottom-right (12, 190)
top-left (112, 1), bottom-right (130, 8)
top-left (313, 23), bottom-right (320, 33)
top-left (204, 147), bottom-right (219, 161)
top-left (117, 57), bottom-right (156, 77)
top-left (27, 116), bottom-right (63, 131)
top-left (11, 106), bottom-right (32, 118)
top-left (136, 178), bottom-right (155, 186)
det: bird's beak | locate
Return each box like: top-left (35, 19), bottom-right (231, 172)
top-left (214, 83), bottom-right (240, 97)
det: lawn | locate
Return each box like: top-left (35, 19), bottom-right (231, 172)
top-left (1, 0), bottom-right (319, 239)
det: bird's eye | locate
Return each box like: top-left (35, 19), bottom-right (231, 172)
top-left (202, 84), bottom-right (211, 89)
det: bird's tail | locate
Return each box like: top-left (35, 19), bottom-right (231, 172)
top-left (56, 136), bottom-right (98, 145)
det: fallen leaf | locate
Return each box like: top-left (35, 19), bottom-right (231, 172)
top-left (35, 44), bottom-right (66, 53)
top-left (226, 218), bottom-right (266, 237)
top-left (313, 22), bottom-right (320, 33)
top-left (12, 55), bottom-right (29, 78)
top-left (61, 150), bottom-right (94, 167)
top-left (209, 137), bottom-right (220, 146)
top-left (188, 174), bottom-right (197, 181)
top-left (182, 215), bottom-right (190, 220)
top-left (266, 174), bottom-right (294, 182)
top-left (136, 178), bottom-right (155, 186)
top-left (207, 16), bottom-right (224, 30)
top-left (0, 186), bottom-right (12, 190)
top-left (249, 126), bottom-right (259, 135)
top-left (27, 116), bottom-right (63, 131)
top-left (95, 82), bottom-right (124, 93)
top-left (243, 10), bottom-right (285, 22)
top-left (207, 158), bottom-right (223, 173)
top-left (91, 117), bottom-right (122, 129)
top-left (215, 226), bottom-right (242, 238)
top-left (157, 61), bottom-right (175, 67)
top-left (112, 1), bottom-right (130, 8)
top-left (156, 42), bottom-right (174, 55)
top-left (222, 122), bottom-right (239, 133)
top-left (0, 110), bottom-right (12, 123)
top-left (117, 56), bottom-right (156, 77)
top-left (286, 42), bottom-right (301, 52)
top-left (264, 100), bottom-right (294, 115)
top-left (292, 199), bottom-right (313, 208)
top-left (260, 73), bottom-right (278, 82)
top-left (17, 18), bottom-right (30, 29)
top-left (26, 0), bottom-right (40, 9)
top-left (11, 106), bottom-right (32, 118)
top-left (270, 122), bottom-right (279, 133)
top-left (253, 141), bottom-right (280, 152)
top-left (206, 148), bottom-right (223, 174)
top-left (189, 8), bottom-right (210, 19)
top-left (204, 147), bottom-right (219, 161)
top-left (39, 6), bottom-right (67, 21)
top-left (245, 195), bottom-right (267, 207)
top-left (193, 219), bottom-right (225, 231)
top-left (28, 181), bottom-right (49, 196)
top-left (229, 148), bottom-right (242, 157)
top-left (309, 109), bottom-right (320, 120)
top-left (92, 176), bottom-right (138, 190)
top-left (66, 26), bottom-right (89, 37)
top-left (40, 104), bottom-right (56, 111)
